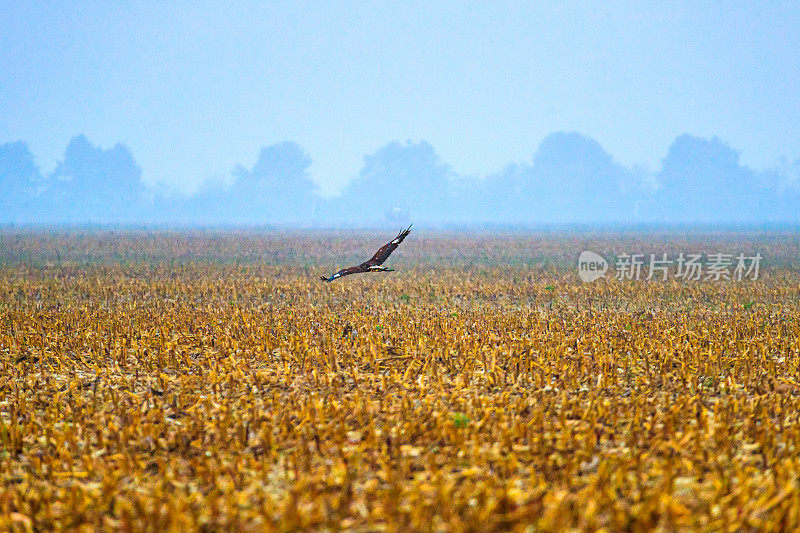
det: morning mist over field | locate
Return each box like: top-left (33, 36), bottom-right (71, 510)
top-left (2, 3), bottom-right (799, 226)
top-left (2, 133), bottom-right (799, 225)
top-left (5, 4), bottom-right (800, 530)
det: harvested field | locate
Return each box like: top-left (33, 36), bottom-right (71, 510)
top-left (1, 230), bottom-right (800, 531)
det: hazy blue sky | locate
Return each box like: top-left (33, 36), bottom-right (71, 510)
top-left (2, 1), bottom-right (799, 195)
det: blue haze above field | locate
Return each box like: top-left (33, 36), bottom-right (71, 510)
top-left (2, 3), bottom-right (799, 226)
top-left (3, 133), bottom-right (798, 225)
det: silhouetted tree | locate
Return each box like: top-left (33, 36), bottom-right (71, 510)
top-left (43, 135), bottom-right (147, 222)
top-left (655, 135), bottom-right (778, 222)
top-left (476, 132), bottom-right (640, 223)
top-left (329, 140), bottom-right (454, 224)
top-left (183, 141), bottom-right (315, 224)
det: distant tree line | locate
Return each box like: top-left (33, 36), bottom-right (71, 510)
top-left (2, 132), bottom-right (798, 225)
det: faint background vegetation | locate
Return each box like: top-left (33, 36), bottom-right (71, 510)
top-left (2, 133), bottom-right (799, 226)
top-left (1, 228), bottom-right (798, 273)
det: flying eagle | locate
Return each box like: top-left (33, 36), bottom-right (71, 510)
top-left (320, 224), bottom-right (412, 282)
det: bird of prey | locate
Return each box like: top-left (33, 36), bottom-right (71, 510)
top-left (320, 224), bottom-right (412, 282)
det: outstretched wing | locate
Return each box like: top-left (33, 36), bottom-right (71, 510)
top-left (320, 224), bottom-right (412, 282)
top-left (367, 224), bottom-right (412, 266)
top-left (319, 264), bottom-right (370, 282)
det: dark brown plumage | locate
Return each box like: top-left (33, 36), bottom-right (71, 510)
top-left (320, 224), bottom-right (412, 282)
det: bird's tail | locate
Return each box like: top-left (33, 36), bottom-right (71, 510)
top-left (319, 276), bottom-right (330, 282)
